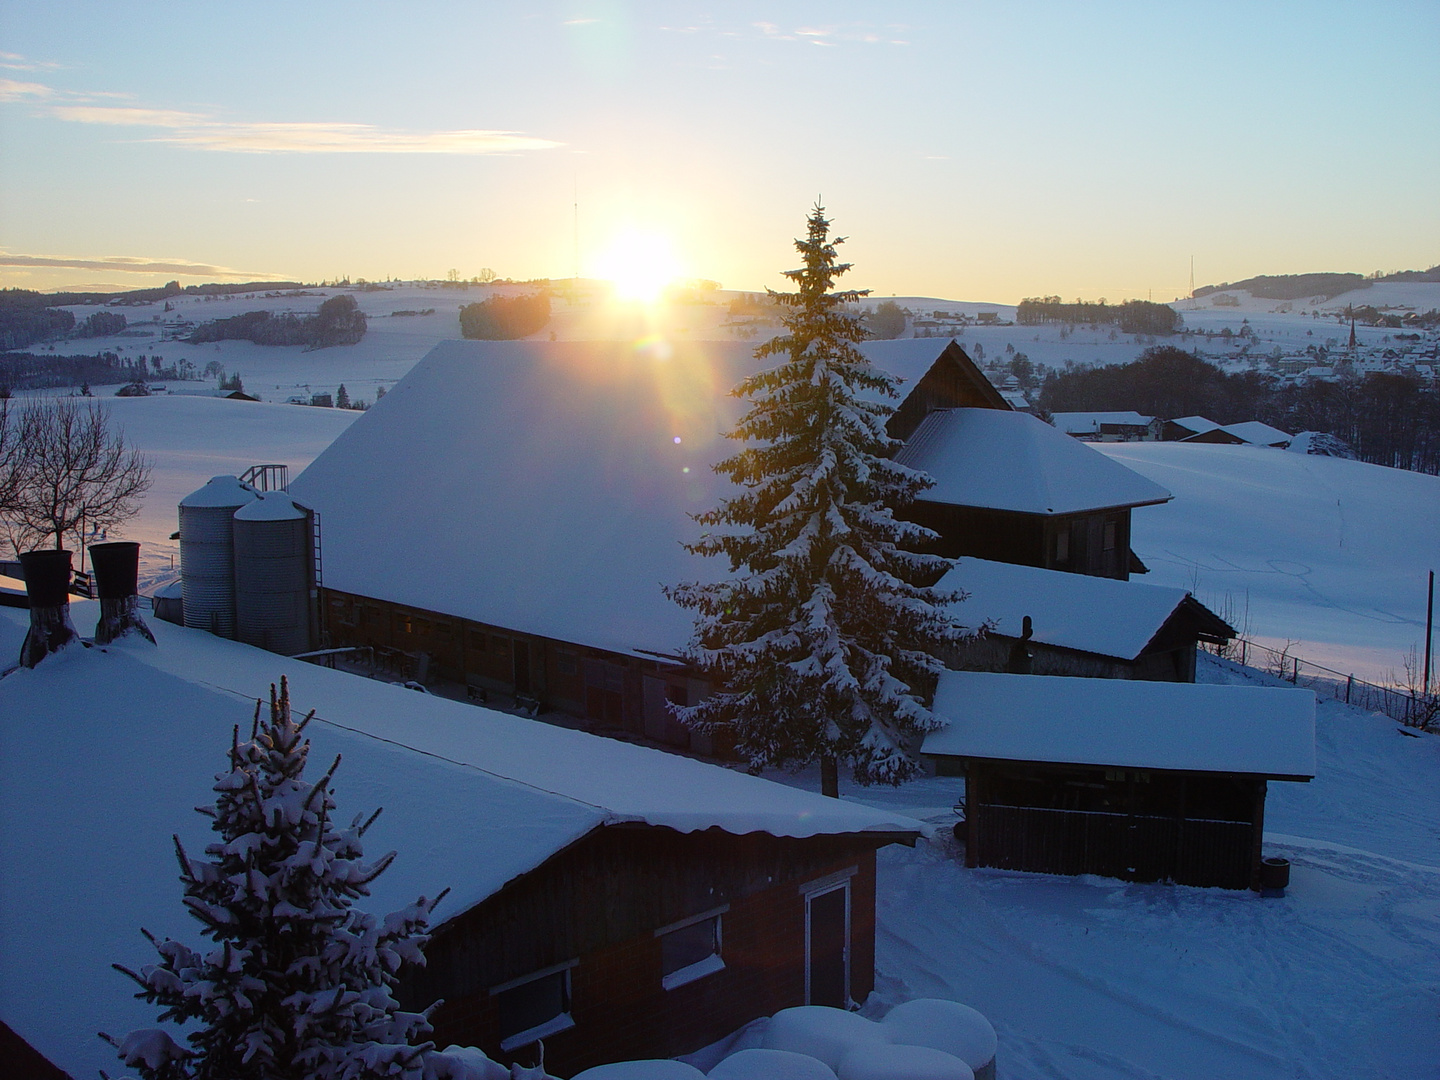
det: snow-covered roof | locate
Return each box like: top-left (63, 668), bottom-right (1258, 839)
top-left (1167, 416), bottom-right (1222, 435)
top-left (942, 557), bottom-right (1201, 659)
top-left (1221, 421), bottom-right (1292, 446)
top-left (0, 608), bottom-right (920, 1078)
top-left (285, 340), bottom-right (950, 658)
top-left (924, 670), bottom-right (1315, 778)
top-left (894, 408), bottom-right (1172, 515)
top-left (233, 490), bottom-right (309, 521)
top-left (1049, 411), bottom-right (1155, 435)
top-left (178, 473), bottom-right (258, 508)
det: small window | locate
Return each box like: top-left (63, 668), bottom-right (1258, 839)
top-left (1054, 529), bottom-right (1070, 563)
top-left (493, 964), bottom-right (575, 1052)
top-left (658, 911), bottom-right (725, 990)
top-left (1103, 520), bottom-right (1117, 552)
top-left (665, 683), bottom-right (688, 708)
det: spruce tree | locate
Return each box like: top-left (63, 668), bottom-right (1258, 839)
top-left (109, 677), bottom-right (445, 1080)
top-left (669, 205), bottom-right (964, 795)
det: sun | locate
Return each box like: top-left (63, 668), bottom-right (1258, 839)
top-left (595, 228), bottom-right (683, 303)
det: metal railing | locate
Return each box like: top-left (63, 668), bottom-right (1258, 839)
top-left (1210, 637), bottom-right (1437, 730)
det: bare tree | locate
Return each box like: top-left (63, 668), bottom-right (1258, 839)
top-left (2, 398), bottom-right (152, 555)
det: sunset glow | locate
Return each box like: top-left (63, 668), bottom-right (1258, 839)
top-left (595, 229), bottom-right (683, 303)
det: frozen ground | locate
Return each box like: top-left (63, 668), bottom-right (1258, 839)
top-left (776, 654), bottom-right (1440, 1080)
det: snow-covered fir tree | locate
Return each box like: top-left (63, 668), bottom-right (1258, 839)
top-left (669, 205), bottom-right (966, 795)
top-left (109, 677), bottom-right (446, 1080)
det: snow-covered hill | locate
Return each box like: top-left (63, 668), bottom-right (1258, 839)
top-left (1099, 442), bottom-right (1440, 682)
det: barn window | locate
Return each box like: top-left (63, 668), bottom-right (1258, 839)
top-left (1054, 528), bottom-right (1070, 563)
top-left (492, 961), bottom-right (577, 1051)
top-left (1103, 520), bottom-right (1117, 552)
top-left (656, 905), bottom-right (727, 990)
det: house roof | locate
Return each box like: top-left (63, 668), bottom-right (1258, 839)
top-left (924, 670), bottom-right (1315, 778)
top-left (941, 557), bottom-right (1231, 660)
top-left (1221, 421), bottom-right (1293, 447)
top-left (1049, 411), bottom-right (1155, 435)
top-left (1167, 415), bottom-right (1222, 436)
top-left (0, 606), bottom-right (921, 1079)
top-left (894, 408), bottom-right (1173, 516)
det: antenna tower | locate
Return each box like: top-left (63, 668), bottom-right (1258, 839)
top-left (1189, 256), bottom-right (1195, 299)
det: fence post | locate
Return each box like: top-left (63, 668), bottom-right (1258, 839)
top-left (1346, 674), bottom-right (1353, 704)
top-left (1241, 639), bottom-right (1247, 667)
top-left (1292, 657), bottom-right (1298, 684)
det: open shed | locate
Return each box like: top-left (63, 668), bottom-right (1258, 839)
top-left (923, 671), bottom-right (1315, 889)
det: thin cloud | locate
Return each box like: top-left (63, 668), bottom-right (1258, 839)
top-left (0, 78), bottom-right (53, 102)
top-left (0, 253), bottom-right (273, 278)
top-left (0, 51), bottom-right (62, 72)
top-left (10, 80), bottom-right (560, 155)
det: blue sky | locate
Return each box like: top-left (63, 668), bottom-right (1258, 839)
top-left (1, 1), bottom-right (1435, 300)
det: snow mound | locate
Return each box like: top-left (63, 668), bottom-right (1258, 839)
top-left (426, 1045), bottom-right (509, 1080)
top-left (708, 1047), bottom-right (838, 1080)
top-left (570, 1062), bottom-right (707, 1080)
top-left (836, 1042), bottom-right (973, 1080)
top-left (880, 999), bottom-right (996, 1072)
top-left (761, 1007), bottom-right (888, 1070)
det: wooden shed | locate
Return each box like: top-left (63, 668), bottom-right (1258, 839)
top-left (923, 671), bottom-right (1314, 890)
top-left (939, 557), bottom-right (1234, 682)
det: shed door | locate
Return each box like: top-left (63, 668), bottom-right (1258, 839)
top-left (806, 883), bottom-right (850, 1008)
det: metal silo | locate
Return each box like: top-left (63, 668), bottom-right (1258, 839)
top-left (179, 475), bottom-right (258, 637)
top-left (233, 492), bottom-right (315, 656)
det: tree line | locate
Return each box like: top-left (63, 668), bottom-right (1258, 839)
top-left (0, 351), bottom-right (191, 395)
top-left (1016, 297), bottom-right (1181, 336)
top-left (1039, 346), bottom-right (1440, 475)
top-left (190, 294), bottom-right (367, 348)
top-left (458, 291), bottom-right (551, 339)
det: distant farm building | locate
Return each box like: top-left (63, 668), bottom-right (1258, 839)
top-left (924, 671), bottom-right (1315, 890)
top-left (1049, 411), bottom-right (1162, 442)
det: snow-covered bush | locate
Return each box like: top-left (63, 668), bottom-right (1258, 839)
top-left (708, 1047), bottom-right (838, 1079)
top-left (568, 1062), bottom-right (706, 1079)
top-left (835, 1043), bottom-right (973, 1080)
top-left (879, 998), bottom-right (996, 1075)
top-left (759, 1006), bottom-right (888, 1071)
top-left (107, 676), bottom-right (447, 1080)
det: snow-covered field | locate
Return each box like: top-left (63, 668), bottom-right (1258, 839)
top-left (1099, 442), bottom-right (1440, 683)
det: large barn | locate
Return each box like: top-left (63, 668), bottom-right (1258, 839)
top-left (0, 605), bottom-right (921, 1079)
top-left (284, 338), bottom-right (1187, 744)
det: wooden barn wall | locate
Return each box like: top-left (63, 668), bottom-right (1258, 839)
top-left (902, 503), bottom-right (1131, 580)
top-left (407, 827), bottom-right (880, 1074)
top-left (320, 589), bottom-right (708, 743)
top-left (944, 634), bottom-right (1197, 683)
top-left (962, 760), bottom-right (1266, 890)
top-left (886, 343), bottom-right (1008, 443)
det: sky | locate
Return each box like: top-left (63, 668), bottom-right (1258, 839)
top-left (1, 1), bottom-right (1436, 303)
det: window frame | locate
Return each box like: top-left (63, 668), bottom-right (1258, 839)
top-left (655, 904), bottom-right (728, 991)
top-left (490, 959), bottom-right (578, 1052)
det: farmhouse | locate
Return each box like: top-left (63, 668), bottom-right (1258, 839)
top-left (0, 603), bottom-right (922, 1079)
top-left (1160, 415), bottom-right (1223, 441)
top-left (924, 670), bottom-right (1315, 889)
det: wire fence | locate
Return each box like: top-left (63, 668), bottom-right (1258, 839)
top-left (1210, 637), bottom-right (1438, 730)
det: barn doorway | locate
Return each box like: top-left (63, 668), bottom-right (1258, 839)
top-left (805, 882), bottom-right (850, 1008)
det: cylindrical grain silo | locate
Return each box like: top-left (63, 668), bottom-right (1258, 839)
top-left (179, 475), bottom-right (258, 637)
top-left (233, 492), bottom-right (315, 656)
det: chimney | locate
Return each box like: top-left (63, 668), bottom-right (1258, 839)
top-left (18, 549), bottom-right (79, 668)
top-left (89, 541), bottom-right (156, 646)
